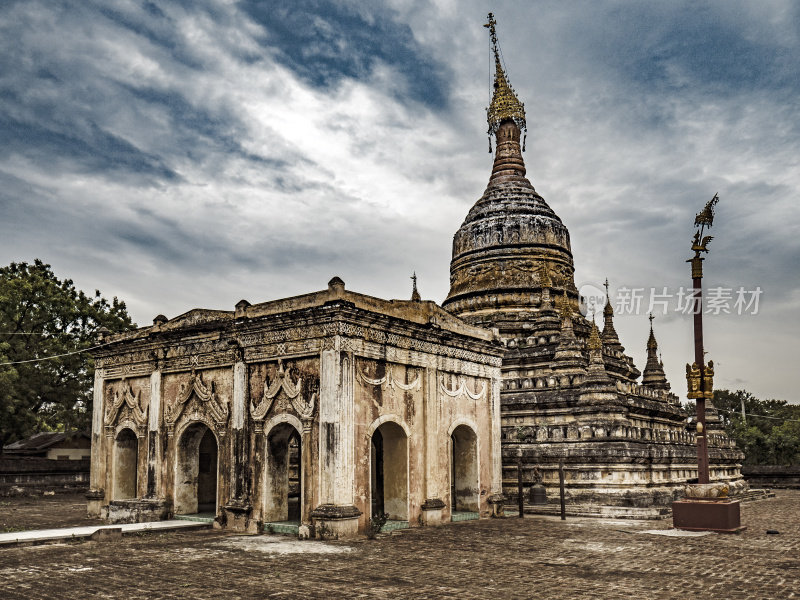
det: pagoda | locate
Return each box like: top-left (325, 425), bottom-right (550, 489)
top-left (442, 14), bottom-right (745, 516)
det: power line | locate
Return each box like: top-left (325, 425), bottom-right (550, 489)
top-left (0, 334), bottom-right (137, 366)
top-left (716, 407), bottom-right (800, 424)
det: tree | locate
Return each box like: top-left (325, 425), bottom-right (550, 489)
top-left (0, 260), bottom-right (135, 450)
top-left (710, 389), bottom-right (800, 466)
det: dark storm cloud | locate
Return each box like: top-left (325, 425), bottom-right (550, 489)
top-left (0, 114), bottom-right (180, 182)
top-left (242, 0), bottom-right (449, 108)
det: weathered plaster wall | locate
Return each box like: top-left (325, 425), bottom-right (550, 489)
top-left (91, 285), bottom-right (504, 536)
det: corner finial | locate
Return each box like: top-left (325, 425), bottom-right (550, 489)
top-left (485, 13), bottom-right (526, 144)
top-left (411, 271), bottom-right (421, 302)
top-left (603, 278), bottom-right (613, 316)
top-left (647, 312), bottom-right (657, 351)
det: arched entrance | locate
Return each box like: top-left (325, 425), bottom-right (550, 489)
top-left (113, 428), bottom-right (138, 499)
top-left (175, 423), bottom-right (218, 515)
top-left (264, 422), bottom-right (302, 522)
top-left (370, 421), bottom-right (408, 520)
top-left (451, 424), bottom-right (479, 512)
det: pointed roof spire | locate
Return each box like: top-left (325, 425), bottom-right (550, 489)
top-left (642, 313), bottom-right (670, 391)
top-left (411, 272), bottom-right (421, 302)
top-left (646, 312), bottom-right (659, 352)
top-left (485, 13), bottom-right (526, 138)
top-left (601, 278), bottom-right (623, 348)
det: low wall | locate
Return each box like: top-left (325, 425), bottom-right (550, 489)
top-left (742, 465), bottom-right (800, 489)
top-left (107, 499), bottom-right (171, 524)
top-left (0, 457), bottom-right (90, 495)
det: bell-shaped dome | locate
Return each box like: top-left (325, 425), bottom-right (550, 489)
top-left (442, 119), bottom-right (576, 335)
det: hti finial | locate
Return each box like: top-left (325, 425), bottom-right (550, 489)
top-left (484, 13), bottom-right (498, 53)
top-left (485, 13), bottom-right (526, 141)
top-left (649, 312), bottom-right (654, 327)
top-left (694, 193), bottom-right (719, 230)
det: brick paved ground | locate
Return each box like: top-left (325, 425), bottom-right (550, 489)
top-left (1, 493), bottom-right (96, 532)
top-left (0, 491), bottom-right (797, 599)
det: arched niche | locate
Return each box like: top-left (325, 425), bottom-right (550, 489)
top-left (174, 422), bottom-right (218, 515)
top-left (113, 427), bottom-right (138, 500)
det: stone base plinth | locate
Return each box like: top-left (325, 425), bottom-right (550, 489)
top-left (86, 489), bottom-right (105, 518)
top-left (487, 493), bottom-right (506, 517)
top-left (107, 498), bottom-right (170, 524)
top-left (220, 502), bottom-right (258, 533)
top-left (672, 499), bottom-right (745, 533)
top-left (420, 498), bottom-right (445, 526)
top-left (310, 504), bottom-right (362, 539)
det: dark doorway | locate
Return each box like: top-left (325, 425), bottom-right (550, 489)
top-left (451, 425), bottom-right (479, 512)
top-left (371, 422), bottom-right (408, 520)
top-left (175, 423), bottom-right (218, 515)
top-left (370, 429), bottom-right (384, 517)
top-left (197, 428), bottom-right (218, 513)
top-left (264, 423), bottom-right (302, 522)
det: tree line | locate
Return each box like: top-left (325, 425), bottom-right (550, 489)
top-left (710, 389), bottom-right (800, 466)
top-left (0, 260), bottom-right (134, 451)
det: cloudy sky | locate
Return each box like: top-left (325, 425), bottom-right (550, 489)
top-left (1, 0), bottom-right (798, 402)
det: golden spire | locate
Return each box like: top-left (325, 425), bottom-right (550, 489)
top-left (485, 13), bottom-right (527, 139)
top-left (558, 289), bottom-right (571, 320)
top-left (587, 319), bottom-right (602, 351)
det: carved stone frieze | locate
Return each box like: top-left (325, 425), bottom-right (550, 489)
top-left (439, 374), bottom-right (487, 400)
top-left (356, 360), bottom-right (421, 392)
top-left (165, 369), bottom-right (229, 428)
top-left (250, 359), bottom-right (317, 421)
top-left (162, 349), bottom-right (237, 374)
top-left (105, 379), bottom-right (148, 429)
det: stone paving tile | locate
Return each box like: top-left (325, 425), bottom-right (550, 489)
top-left (0, 491), bottom-right (797, 599)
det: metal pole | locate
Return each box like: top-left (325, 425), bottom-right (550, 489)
top-left (517, 458), bottom-right (524, 518)
top-left (693, 274), bottom-right (710, 484)
top-left (558, 460), bottom-right (566, 520)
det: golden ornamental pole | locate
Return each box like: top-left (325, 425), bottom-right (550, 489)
top-left (685, 193), bottom-right (719, 485)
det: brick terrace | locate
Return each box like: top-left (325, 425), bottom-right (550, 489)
top-left (1, 491), bottom-right (798, 599)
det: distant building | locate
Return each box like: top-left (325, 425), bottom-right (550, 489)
top-left (3, 431), bottom-right (90, 461)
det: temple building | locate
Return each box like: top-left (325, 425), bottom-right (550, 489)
top-left (88, 15), bottom-right (744, 533)
top-left (441, 15), bottom-right (743, 517)
top-left (89, 279), bottom-right (504, 536)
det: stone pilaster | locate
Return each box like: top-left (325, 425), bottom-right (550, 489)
top-left (313, 337), bottom-right (361, 537)
top-left (221, 358), bottom-right (254, 532)
top-left (145, 369), bottom-right (161, 498)
top-left (490, 368), bottom-right (503, 495)
top-left (231, 359), bottom-right (248, 499)
top-left (301, 417), bottom-right (314, 526)
top-left (420, 366), bottom-right (444, 525)
top-left (87, 367), bottom-right (106, 517)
